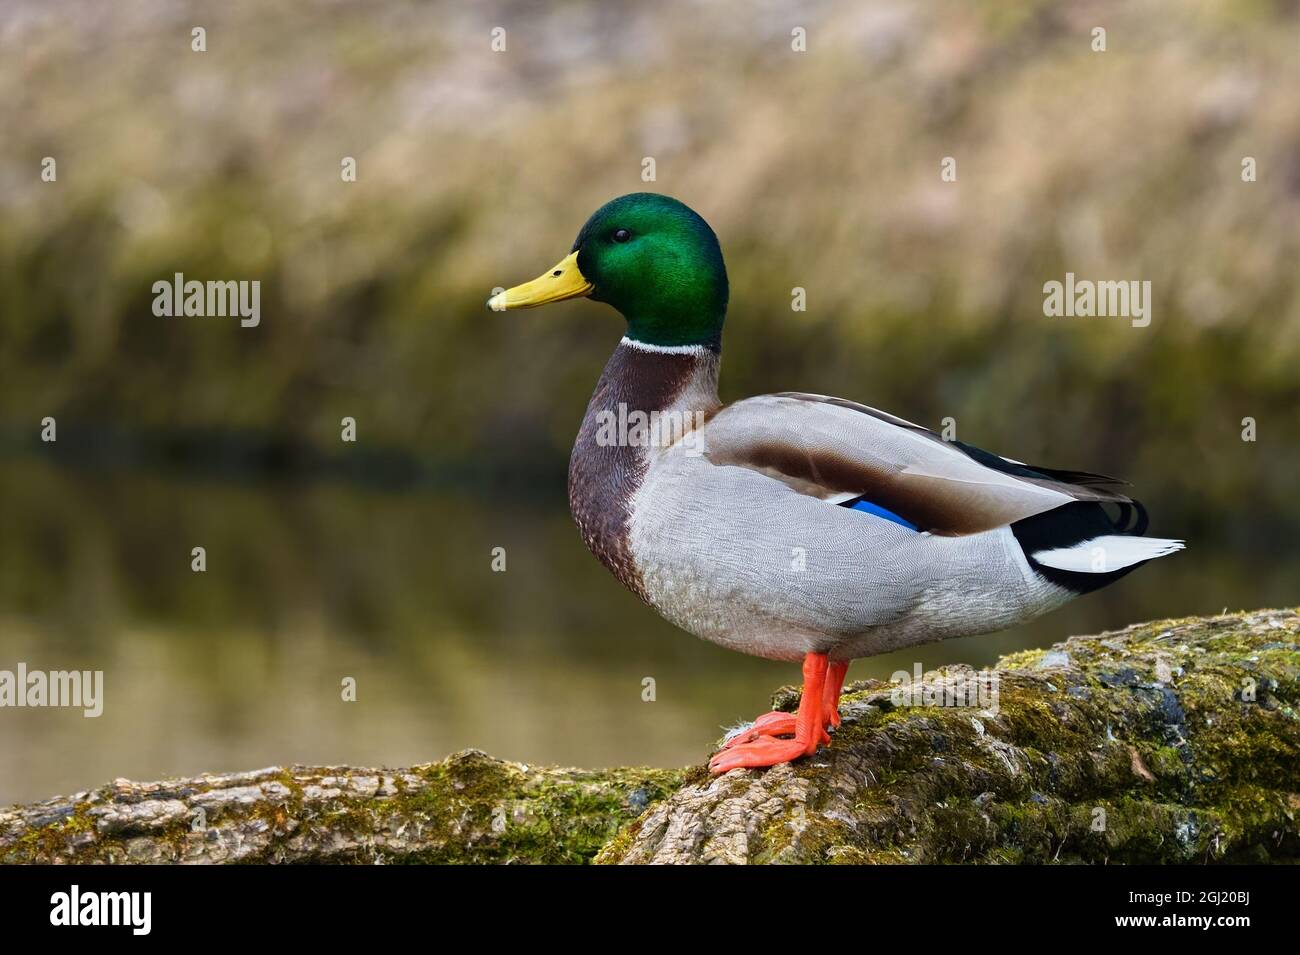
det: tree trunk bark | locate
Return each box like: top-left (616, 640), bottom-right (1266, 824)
top-left (4, 608), bottom-right (1298, 864)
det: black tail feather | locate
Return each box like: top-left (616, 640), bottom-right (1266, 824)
top-left (1012, 500), bottom-right (1153, 595)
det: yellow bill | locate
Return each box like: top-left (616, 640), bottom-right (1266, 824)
top-left (488, 251), bottom-right (594, 311)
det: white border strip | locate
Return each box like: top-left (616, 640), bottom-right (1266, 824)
top-left (620, 336), bottom-right (713, 356)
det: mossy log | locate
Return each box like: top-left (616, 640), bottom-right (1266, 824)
top-left (4, 609), bottom-right (1298, 864)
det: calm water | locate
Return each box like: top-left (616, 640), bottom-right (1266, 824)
top-left (0, 456), bottom-right (1292, 805)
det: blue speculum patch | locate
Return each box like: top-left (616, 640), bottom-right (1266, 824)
top-left (845, 497), bottom-right (919, 531)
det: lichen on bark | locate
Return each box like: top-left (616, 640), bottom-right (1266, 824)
top-left (3, 608), bottom-right (1297, 864)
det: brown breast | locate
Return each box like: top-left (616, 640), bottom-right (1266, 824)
top-left (567, 341), bottom-right (719, 602)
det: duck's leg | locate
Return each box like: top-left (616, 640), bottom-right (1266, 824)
top-left (709, 652), bottom-right (829, 773)
top-left (824, 660), bottom-right (849, 727)
top-left (718, 658), bottom-right (849, 750)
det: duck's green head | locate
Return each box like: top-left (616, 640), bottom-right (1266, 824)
top-left (489, 193), bottom-right (728, 350)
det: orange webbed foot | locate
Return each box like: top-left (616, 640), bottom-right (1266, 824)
top-left (709, 734), bottom-right (812, 773)
top-left (710, 653), bottom-right (844, 774)
top-left (720, 710), bottom-right (829, 750)
top-left (714, 658), bottom-right (850, 763)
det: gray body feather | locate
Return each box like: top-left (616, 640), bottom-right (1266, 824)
top-left (628, 414), bottom-right (1073, 662)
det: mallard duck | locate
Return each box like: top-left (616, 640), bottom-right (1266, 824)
top-left (489, 193), bottom-right (1184, 774)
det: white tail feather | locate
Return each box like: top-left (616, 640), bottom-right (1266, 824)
top-left (1032, 535), bottom-right (1184, 573)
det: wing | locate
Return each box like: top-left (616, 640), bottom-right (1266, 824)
top-left (698, 392), bottom-right (1135, 536)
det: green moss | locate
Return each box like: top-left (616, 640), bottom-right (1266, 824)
top-left (997, 648), bottom-right (1049, 670)
top-left (383, 752), bottom-right (686, 864)
top-left (5, 801), bottom-right (100, 864)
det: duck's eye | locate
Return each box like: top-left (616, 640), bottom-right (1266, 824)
top-left (612, 229), bottom-right (632, 243)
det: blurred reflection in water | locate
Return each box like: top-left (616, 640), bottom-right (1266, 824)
top-left (0, 457), bottom-right (1292, 805)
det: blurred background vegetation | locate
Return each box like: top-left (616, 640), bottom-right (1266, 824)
top-left (1, 0), bottom-right (1297, 803)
